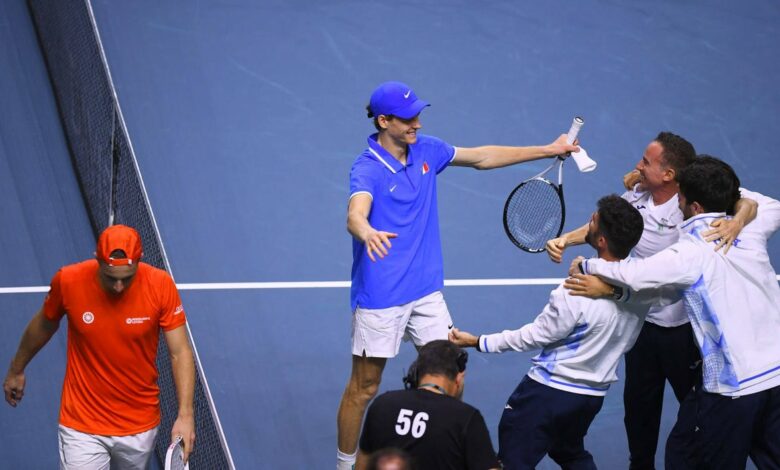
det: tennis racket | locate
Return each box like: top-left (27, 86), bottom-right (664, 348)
top-left (164, 435), bottom-right (189, 470)
top-left (503, 117), bottom-right (583, 252)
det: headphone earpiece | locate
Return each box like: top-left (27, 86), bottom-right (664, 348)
top-left (403, 349), bottom-right (467, 389)
top-left (456, 349), bottom-right (468, 373)
top-left (402, 361), bottom-right (419, 390)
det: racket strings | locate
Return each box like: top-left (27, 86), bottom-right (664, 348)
top-left (505, 179), bottom-right (563, 251)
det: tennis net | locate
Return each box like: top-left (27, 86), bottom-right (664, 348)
top-left (27, 0), bottom-right (233, 467)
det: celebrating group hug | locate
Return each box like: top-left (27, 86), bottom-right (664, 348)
top-left (337, 82), bottom-right (780, 470)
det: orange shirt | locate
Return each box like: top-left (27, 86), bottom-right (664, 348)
top-left (42, 260), bottom-right (187, 436)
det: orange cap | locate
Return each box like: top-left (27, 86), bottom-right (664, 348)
top-left (96, 225), bottom-right (143, 266)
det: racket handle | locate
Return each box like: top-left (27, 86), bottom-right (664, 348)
top-left (566, 116), bottom-right (584, 145)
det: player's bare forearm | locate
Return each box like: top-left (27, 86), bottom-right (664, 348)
top-left (8, 309), bottom-right (59, 375)
top-left (347, 196), bottom-right (397, 261)
top-left (562, 223), bottom-right (589, 246)
top-left (452, 135), bottom-right (579, 170)
top-left (165, 327), bottom-right (195, 420)
top-left (166, 325), bottom-right (196, 460)
top-left (449, 328), bottom-right (479, 348)
top-left (4, 309), bottom-right (58, 407)
top-left (734, 197), bottom-right (758, 224)
top-left (347, 210), bottom-right (374, 243)
top-left (546, 223), bottom-right (588, 263)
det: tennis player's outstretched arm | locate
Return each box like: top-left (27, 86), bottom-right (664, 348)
top-left (3, 308), bottom-right (60, 407)
top-left (451, 134), bottom-right (579, 170)
top-left (165, 325), bottom-right (196, 463)
top-left (347, 193), bottom-right (398, 262)
top-left (546, 223), bottom-right (589, 263)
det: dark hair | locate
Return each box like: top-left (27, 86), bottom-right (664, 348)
top-left (654, 132), bottom-right (696, 174)
top-left (366, 104), bottom-right (399, 131)
top-left (677, 155), bottom-right (741, 215)
top-left (366, 104), bottom-right (381, 131)
top-left (109, 249), bottom-right (128, 258)
top-left (596, 194), bottom-right (644, 259)
top-left (403, 340), bottom-right (467, 389)
top-left (366, 448), bottom-right (414, 470)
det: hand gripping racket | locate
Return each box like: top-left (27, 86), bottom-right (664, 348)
top-left (503, 117), bottom-right (584, 252)
top-left (164, 435), bottom-right (189, 470)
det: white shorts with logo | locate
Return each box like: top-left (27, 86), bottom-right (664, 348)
top-left (352, 290), bottom-right (453, 358)
top-left (58, 424), bottom-right (158, 470)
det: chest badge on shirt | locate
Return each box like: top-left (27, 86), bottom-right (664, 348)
top-left (82, 311), bottom-right (94, 324)
top-left (422, 161), bottom-right (430, 175)
top-left (126, 316), bottom-right (152, 325)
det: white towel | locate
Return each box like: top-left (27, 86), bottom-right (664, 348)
top-left (570, 147), bottom-right (597, 172)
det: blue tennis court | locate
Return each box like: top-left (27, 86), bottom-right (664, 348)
top-left (2, 0), bottom-right (779, 468)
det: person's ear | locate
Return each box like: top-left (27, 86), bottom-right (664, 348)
top-left (663, 167), bottom-right (676, 183)
top-left (377, 115), bottom-right (391, 130)
top-left (597, 234), bottom-right (609, 251)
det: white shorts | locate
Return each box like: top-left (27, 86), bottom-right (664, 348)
top-left (352, 291), bottom-right (453, 358)
top-left (58, 424), bottom-right (158, 470)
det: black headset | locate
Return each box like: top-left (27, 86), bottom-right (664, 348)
top-left (403, 348), bottom-right (468, 390)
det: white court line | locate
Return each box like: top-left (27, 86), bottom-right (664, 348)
top-left (0, 279), bottom-right (561, 294)
top-left (2, 276), bottom-right (779, 294)
top-left (0, 286), bottom-right (50, 294)
top-left (177, 278), bottom-right (567, 290)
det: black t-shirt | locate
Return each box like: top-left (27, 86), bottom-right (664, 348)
top-left (360, 389), bottom-right (499, 470)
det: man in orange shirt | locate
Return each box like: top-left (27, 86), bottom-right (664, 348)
top-left (3, 225), bottom-right (195, 469)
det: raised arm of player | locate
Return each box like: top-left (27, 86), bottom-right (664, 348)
top-left (347, 193), bottom-right (398, 262)
top-left (702, 196), bottom-right (758, 253)
top-left (451, 134), bottom-right (579, 170)
top-left (3, 308), bottom-right (60, 407)
top-left (546, 222), bottom-right (589, 263)
top-left (165, 325), bottom-right (196, 464)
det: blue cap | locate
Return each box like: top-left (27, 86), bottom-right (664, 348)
top-left (369, 81), bottom-right (430, 119)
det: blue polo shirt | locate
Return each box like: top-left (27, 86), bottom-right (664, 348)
top-left (349, 133), bottom-right (456, 310)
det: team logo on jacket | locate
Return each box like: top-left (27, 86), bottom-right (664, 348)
top-left (422, 161), bottom-right (430, 175)
top-left (82, 312), bottom-right (94, 324)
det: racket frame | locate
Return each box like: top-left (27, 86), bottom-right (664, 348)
top-left (502, 156), bottom-right (566, 253)
top-left (164, 435), bottom-right (189, 470)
